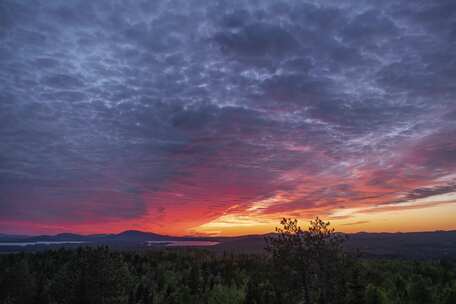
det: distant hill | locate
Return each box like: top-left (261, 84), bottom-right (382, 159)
top-left (0, 230), bottom-right (213, 245)
top-left (211, 231), bottom-right (456, 259)
top-left (1, 230), bottom-right (456, 259)
top-left (0, 233), bottom-right (30, 241)
top-left (0, 230), bottom-right (182, 243)
top-left (344, 230), bottom-right (456, 259)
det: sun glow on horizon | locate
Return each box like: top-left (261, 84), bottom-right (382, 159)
top-left (191, 192), bottom-right (456, 236)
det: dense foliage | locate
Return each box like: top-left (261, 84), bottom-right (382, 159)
top-left (1, 219), bottom-right (455, 304)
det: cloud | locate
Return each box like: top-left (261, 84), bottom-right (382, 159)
top-left (341, 221), bottom-right (369, 226)
top-left (215, 22), bottom-right (300, 57)
top-left (0, 0), bottom-right (455, 234)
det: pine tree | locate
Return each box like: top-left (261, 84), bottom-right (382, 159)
top-left (365, 284), bottom-right (387, 304)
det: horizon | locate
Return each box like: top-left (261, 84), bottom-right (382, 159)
top-left (1, 0), bottom-right (456, 236)
top-left (3, 226), bottom-right (456, 239)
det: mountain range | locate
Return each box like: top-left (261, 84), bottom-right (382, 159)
top-left (1, 230), bottom-right (456, 259)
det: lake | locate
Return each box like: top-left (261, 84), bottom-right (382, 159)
top-left (146, 240), bottom-right (219, 247)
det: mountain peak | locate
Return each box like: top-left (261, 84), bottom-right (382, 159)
top-left (114, 230), bottom-right (170, 241)
top-left (117, 230), bottom-right (161, 236)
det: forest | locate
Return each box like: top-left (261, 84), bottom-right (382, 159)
top-left (1, 218), bottom-right (456, 304)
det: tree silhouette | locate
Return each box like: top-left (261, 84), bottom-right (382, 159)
top-left (266, 217), bottom-right (348, 304)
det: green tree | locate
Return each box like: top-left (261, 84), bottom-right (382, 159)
top-left (346, 264), bottom-right (366, 304)
top-left (207, 285), bottom-right (244, 304)
top-left (365, 284), bottom-right (387, 304)
top-left (50, 247), bottom-right (132, 304)
top-left (442, 283), bottom-right (456, 304)
top-left (2, 259), bottom-right (36, 304)
top-left (407, 276), bottom-right (433, 304)
top-left (245, 277), bottom-right (275, 304)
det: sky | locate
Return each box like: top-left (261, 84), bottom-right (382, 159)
top-left (1, 0), bottom-right (455, 236)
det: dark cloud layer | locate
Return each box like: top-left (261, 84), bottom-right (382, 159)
top-left (0, 0), bottom-right (455, 234)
